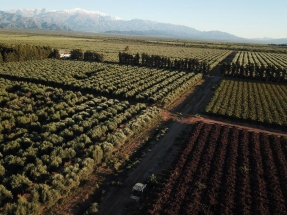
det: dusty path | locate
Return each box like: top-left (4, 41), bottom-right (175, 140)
top-left (98, 75), bottom-right (221, 215)
top-left (178, 116), bottom-right (287, 137)
top-left (98, 65), bottom-right (287, 214)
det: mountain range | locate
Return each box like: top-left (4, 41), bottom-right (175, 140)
top-left (0, 8), bottom-right (286, 44)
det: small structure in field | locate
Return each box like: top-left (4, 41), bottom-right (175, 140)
top-left (59, 50), bottom-right (71, 58)
top-left (60, 53), bottom-right (71, 58)
top-left (130, 183), bottom-right (147, 202)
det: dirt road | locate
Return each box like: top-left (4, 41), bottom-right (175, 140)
top-left (98, 67), bottom-right (287, 214)
top-left (98, 75), bottom-right (221, 215)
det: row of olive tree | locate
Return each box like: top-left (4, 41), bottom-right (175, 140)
top-left (1, 106), bottom-right (161, 214)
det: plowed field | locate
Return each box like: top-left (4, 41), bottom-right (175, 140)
top-left (148, 122), bottom-right (287, 215)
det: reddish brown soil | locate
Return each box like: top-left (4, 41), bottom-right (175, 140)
top-left (147, 122), bottom-right (287, 215)
top-left (48, 61), bottom-right (287, 215)
top-left (98, 67), bottom-right (287, 215)
top-left (98, 76), bottom-right (222, 215)
top-left (44, 119), bottom-right (161, 215)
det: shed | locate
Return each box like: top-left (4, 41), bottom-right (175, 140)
top-left (130, 183), bottom-right (147, 202)
top-left (132, 183), bottom-right (147, 192)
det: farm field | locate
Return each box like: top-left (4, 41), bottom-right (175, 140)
top-left (221, 51), bottom-right (287, 82)
top-left (0, 33), bottom-right (218, 213)
top-left (146, 121), bottom-right (287, 215)
top-left (0, 59), bottom-right (202, 105)
top-left (1, 30), bottom-right (287, 55)
top-left (0, 78), bottom-right (162, 213)
top-left (0, 30), bottom-right (232, 65)
top-left (232, 51), bottom-right (287, 67)
top-left (0, 30), bottom-right (287, 215)
top-left (204, 79), bottom-right (287, 128)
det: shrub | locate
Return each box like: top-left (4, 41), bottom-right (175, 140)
top-left (86, 202), bottom-right (99, 214)
top-left (7, 174), bottom-right (33, 194)
top-left (100, 142), bottom-right (113, 161)
top-left (4, 196), bottom-right (41, 215)
top-left (32, 184), bottom-right (60, 208)
top-left (0, 185), bottom-right (13, 205)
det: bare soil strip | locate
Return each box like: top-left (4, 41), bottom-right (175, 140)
top-left (49, 57), bottom-right (287, 214)
top-left (98, 75), bottom-right (222, 215)
top-left (98, 66), bottom-right (287, 214)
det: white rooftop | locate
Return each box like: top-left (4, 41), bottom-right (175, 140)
top-left (132, 183), bottom-right (147, 192)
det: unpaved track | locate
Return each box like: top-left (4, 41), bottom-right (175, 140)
top-left (99, 68), bottom-right (287, 214)
top-left (98, 76), bottom-right (221, 215)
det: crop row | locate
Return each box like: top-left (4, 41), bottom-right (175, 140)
top-left (0, 78), bottom-right (162, 213)
top-left (147, 122), bottom-right (287, 215)
top-left (205, 79), bottom-right (287, 127)
top-left (0, 59), bottom-right (202, 104)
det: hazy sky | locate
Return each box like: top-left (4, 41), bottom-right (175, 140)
top-left (1, 0), bottom-right (286, 39)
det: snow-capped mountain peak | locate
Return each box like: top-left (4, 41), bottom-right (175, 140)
top-left (62, 8), bottom-right (108, 16)
top-left (1, 8), bottom-right (252, 42)
top-left (6, 8), bottom-right (124, 21)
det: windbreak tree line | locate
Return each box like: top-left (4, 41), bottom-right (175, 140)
top-left (118, 52), bottom-right (140, 66)
top-left (70, 49), bottom-right (104, 62)
top-left (118, 52), bottom-right (210, 74)
top-left (0, 45), bottom-right (105, 63)
top-left (220, 51), bottom-right (287, 82)
top-left (0, 44), bottom-right (60, 63)
top-left (220, 62), bottom-right (287, 82)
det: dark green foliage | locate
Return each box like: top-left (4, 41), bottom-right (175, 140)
top-left (0, 185), bottom-right (13, 205)
top-left (105, 120), bottom-right (118, 131)
top-left (23, 159), bottom-right (48, 181)
top-left (70, 49), bottom-right (84, 60)
top-left (87, 145), bottom-right (103, 164)
top-left (86, 202), bottom-right (99, 214)
top-left (119, 52), bottom-right (209, 73)
top-left (0, 164), bottom-right (5, 176)
top-left (32, 184), bottom-right (60, 208)
top-left (221, 62), bottom-right (287, 82)
top-left (87, 125), bottom-right (106, 141)
top-left (50, 49), bottom-right (61, 59)
top-left (84, 50), bottom-right (104, 62)
top-left (100, 141), bottom-right (113, 161)
top-left (6, 174), bottom-right (33, 194)
top-left (147, 174), bottom-right (158, 187)
top-left (119, 52), bottom-right (140, 65)
top-left (78, 158), bottom-right (95, 180)
top-left (50, 173), bottom-right (67, 194)
top-left (3, 196), bottom-right (41, 215)
top-left (2, 141), bottom-right (21, 155)
top-left (0, 44), bottom-right (54, 62)
top-left (142, 53), bottom-right (170, 68)
top-left (0, 77), bottom-right (163, 211)
top-left (106, 130), bottom-right (127, 147)
top-left (4, 155), bottom-right (25, 170)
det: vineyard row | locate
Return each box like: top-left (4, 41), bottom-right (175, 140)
top-left (147, 122), bottom-right (287, 215)
top-left (205, 79), bottom-right (287, 128)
